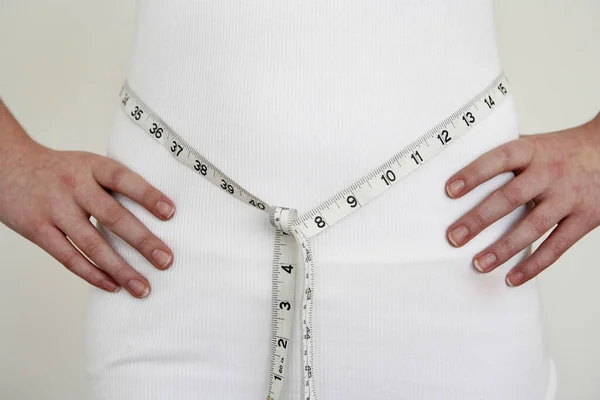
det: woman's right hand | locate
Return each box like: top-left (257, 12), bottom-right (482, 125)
top-left (0, 140), bottom-right (176, 299)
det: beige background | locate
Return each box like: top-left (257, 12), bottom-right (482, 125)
top-left (0, 0), bottom-right (598, 399)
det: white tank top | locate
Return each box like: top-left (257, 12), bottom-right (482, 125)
top-left (86, 1), bottom-right (557, 398)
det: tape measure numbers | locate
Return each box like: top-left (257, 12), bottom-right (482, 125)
top-left (118, 72), bottom-right (511, 400)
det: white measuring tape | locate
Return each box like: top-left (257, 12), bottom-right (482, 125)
top-left (119, 72), bottom-right (510, 399)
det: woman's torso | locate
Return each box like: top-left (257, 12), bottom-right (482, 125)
top-left (114, 0), bottom-right (528, 261)
top-left (85, 1), bottom-right (556, 399)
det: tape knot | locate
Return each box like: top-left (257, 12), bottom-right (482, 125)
top-left (268, 206), bottom-right (298, 235)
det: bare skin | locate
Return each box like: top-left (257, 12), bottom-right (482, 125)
top-left (0, 99), bottom-right (175, 298)
top-left (445, 111), bottom-right (600, 286)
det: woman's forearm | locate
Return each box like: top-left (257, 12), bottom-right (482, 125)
top-left (0, 98), bottom-right (44, 171)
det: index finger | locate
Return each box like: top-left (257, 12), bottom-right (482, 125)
top-left (445, 137), bottom-right (536, 198)
top-left (90, 156), bottom-right (175, 220)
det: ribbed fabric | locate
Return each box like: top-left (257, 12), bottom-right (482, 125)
top-left (85, 1), bottom-right (556, 399)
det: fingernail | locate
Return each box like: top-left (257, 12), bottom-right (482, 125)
top-left (446, 179), bottom-right (465, 197)
top-left (474, 253), bottom-right (497, 272)
top-left (157, 201), bottom-right (175, 219)
top-left (101, 280), bottom-right (120, 292)
top-left (152, 248), bottom-right (172, 269)
top-left (506, 271), bottom-right (524, 287)
top-left (128, 279), bottom-right (150, 298)
top-left (448, 225), bottom-right (469, 246)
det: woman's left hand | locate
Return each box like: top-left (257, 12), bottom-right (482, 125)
top-left (444, 112), bottom-right (600, 286)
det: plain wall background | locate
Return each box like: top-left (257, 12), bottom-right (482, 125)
top-left (0, 0), bottom-right (598, 398)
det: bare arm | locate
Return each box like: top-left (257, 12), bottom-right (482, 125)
top-left (0, 98), bottom-right (41, 166)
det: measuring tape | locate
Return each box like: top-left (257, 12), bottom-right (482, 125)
top-left (118, 72), bottom-right (510, 399)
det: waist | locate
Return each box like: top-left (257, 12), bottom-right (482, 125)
top-left (106, 96), bottom-right (521, 263)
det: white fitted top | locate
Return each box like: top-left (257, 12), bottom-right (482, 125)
top-left (85, 1), bottom-right (557, 399)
